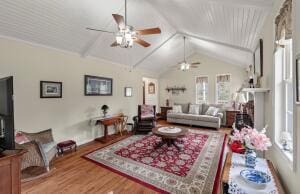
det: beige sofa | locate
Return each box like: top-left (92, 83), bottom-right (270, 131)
top-left (167, 103), bottom-right (226, 129)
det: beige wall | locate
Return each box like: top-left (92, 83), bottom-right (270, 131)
top-left (159, 53), bottom-right (246, 107)
top-left (261, 0), bottom-right (300, 193)
top-left (0, 37), bottom-right (156, 145)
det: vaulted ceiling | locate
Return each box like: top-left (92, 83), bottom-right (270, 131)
top-left (0, 0), bottom-right (274, 73)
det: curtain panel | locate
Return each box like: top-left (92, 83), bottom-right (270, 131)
top-left (275, 0), bottom-right (292, 46)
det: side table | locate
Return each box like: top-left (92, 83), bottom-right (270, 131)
top-left (160, 106), bottom-right (172, 120)
top-left (226, 110), bottom-right (240, 127)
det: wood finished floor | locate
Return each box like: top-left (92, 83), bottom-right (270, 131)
top-left (22, 122), bottom-right (231, 194)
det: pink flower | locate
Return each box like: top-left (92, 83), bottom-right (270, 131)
top-left (230, 126), bottom-right (272, 151)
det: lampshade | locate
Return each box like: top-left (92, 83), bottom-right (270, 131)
top-left (235, 92), bottom-right (246, 104)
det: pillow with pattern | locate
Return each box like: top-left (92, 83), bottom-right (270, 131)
top-left (189, 104), bottom-right (200, 115)
top-left (172, 105), bottom-right (182, 113)
top-left (205, 106), bottom-right (219, 116)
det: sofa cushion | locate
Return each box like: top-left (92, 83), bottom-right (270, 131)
top-left (41, 142), bottom-right (56, 153)
top-left (189, 104), bottom-right (200, 115)
top-left (167, 113), bottom-right (220, 123)
top-left (174, 103), bottom-right (190, 113)
top-left (205, 106), bottom-right (219, 116)
top-left (172, 105), bottom-right (182, 113)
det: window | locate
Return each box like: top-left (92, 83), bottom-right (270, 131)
top-left (274, 39), bottom-right (293, 161)
top-left (196, 76), bottom-right (208, 104)
top-left (216, 74), bottom-right (231, 104)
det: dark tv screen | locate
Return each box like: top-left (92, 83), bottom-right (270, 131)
top-left (0, 80), bottom-right (10, 116)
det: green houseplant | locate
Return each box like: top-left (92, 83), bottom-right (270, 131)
top-left (101, 105), bottom-right (109, 117)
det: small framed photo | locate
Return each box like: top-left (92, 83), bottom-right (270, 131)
top-left (296, 56), bottom-right (300, 104)
top-left (124, 87), bottom-right (133, 97)
top-left (85, 75), bottom-right (113, 96)
top-left (40, 81), bottom-right (62, 98)
top-left (254, 39), bottom-right (263, 77)
top-left (148, 82), bottom-right (155, 94)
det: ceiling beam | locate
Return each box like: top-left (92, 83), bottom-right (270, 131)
top-left (178, 31), bottom-right (253, 53)
top-left (132, 32), bottom-right (178, 69)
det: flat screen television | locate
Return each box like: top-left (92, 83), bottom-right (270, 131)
top-left (0, 76), bottom-right (15, 151)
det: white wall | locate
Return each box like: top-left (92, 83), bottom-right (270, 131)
top-left (159, 53), bottom-right (246, 106)
top-left (142, 77), bottom-right (159, 111)
top-left (261, 0), bottom-right (300, 193)
top-left (0, 37), bottom-right (157, 145)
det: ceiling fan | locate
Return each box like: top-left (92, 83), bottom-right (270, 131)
top-left (86, 0), bottom-right (161, 48)
top-left (175, 36), bottom-right (201, 71)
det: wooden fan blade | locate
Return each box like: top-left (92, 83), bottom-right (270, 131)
top-left (134, 38), bottom-right (151, 47)
top-left (111, 41), bottom-right (118, 47)
top-left (136, 28), bottom-right (161, 35)
top-left (191, 62), bottom-right (201, 65)
top-left (86, 28), bottom-right (114, 34)
top-left (112, 14), bottom-right (125, 29)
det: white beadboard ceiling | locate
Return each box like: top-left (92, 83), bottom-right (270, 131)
top-left (0, 0), bottom-right (273, 73)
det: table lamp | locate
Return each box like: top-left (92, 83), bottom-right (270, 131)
top-left (235, 92), bottom-right (246, 112)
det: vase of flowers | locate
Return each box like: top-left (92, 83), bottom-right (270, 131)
top-left (101, 105), bottom-right (109, 117)
top-left (231, 126), bottom-right (272, 168)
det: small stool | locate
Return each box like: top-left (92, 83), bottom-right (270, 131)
top-left (57, 140), bottom-right (77, 156)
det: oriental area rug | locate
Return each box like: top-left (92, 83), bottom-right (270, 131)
top-left (83, 129), bottom-right (226, 194)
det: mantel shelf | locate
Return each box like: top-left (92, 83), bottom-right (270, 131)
top-left (242, 88), bottom-right (271, 93)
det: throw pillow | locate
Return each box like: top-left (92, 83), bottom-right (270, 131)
top-left (172, 105), bottom-right (182, 113)
top-left (205, 106), bottom-right (219, 116)
top-left (189, 104), bottom-right (200, 115)
top-left (174, 103), bottom-right (189, 113)
top-left (15, 132), bottom-right (30, 144)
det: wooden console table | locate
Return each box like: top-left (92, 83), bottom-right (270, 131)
top-left (0, 149), bottom-right (26, 194)
top-left (92, 115), bottom-right (125, 143)
top-left (221, 152), bottom-right (285, 194)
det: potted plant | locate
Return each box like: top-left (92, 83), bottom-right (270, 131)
top-left (230, 126), bottom-right (272, 168)
top-left (101, 105), bottom-right (109, 117)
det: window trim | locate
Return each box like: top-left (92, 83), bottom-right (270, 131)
top-left (215, 73), bottom-right (231, 104)
top-left (195, 75), bottom-right (209, 104)
top-left (272, 46), bottom-right (298, 172)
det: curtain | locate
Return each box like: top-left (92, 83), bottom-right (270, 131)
top-left (196, 76), bottom-right (208, 84)
top-left (275, 0), bottom-right (292, 47)
top-left (217, 75), bottom-right (230, 83)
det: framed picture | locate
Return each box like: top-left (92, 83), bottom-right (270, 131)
top-left (124, 87), bottom-right (133, 97)
top-left (254, 39), bottom-right (263, 77)
top-left (148, 82), bottom-right (155, 94)
top-left (40, 81), bottom-right (62, 98)
top-left (296, 56), bottom-right (300, 104)
top-left (85, 75), bottom-right (113, 96)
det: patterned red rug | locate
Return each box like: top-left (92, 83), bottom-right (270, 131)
top-left (83, 129), bottom-right (226, 194)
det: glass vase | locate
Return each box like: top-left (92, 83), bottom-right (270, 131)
top-left (245, 149), bottom-right (256, 168)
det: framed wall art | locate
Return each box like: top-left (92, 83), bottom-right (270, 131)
top-left (40, 81), bottom-right (62, 98)
top-left (148, 82), bottom-right (155, 94)
top-left (85, 75), bottom-right (113, 96)
top-left (254, 39), bottom-right (263, 77)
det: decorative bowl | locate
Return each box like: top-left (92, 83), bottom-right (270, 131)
top-left (240, 169), bottom-right (271, 189)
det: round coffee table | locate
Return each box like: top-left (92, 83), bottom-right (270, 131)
top-left (152, 126), bottom-right (188, 151)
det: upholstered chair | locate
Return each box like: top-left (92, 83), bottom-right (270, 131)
top-left (133, 105), bottom-right (156, 134)
top-left (16, 129), bottom-right (57, 171)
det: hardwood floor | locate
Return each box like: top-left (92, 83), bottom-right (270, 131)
top-left (22, 123), bottom-right (231, 194)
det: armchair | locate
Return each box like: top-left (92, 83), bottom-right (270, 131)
top-left (133, 105), bottom-right (156, 134)
top-left (17, 129), bottom-right (57, 172)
